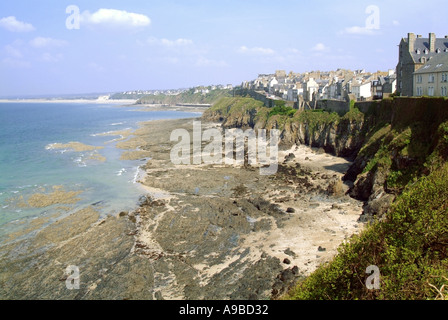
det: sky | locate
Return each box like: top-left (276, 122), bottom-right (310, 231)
top-left (0, 0), bottom-right (447, 97)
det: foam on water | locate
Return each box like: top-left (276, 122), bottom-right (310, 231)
top-left (0, 102), bottom-right (200, 236)
top-left (116, 168), bottom-right (126, 176)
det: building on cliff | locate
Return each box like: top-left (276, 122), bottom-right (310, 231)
top-left (414, 53), bottom-right (448, 97)
top-left (396, 33), bottom-right (448, 96)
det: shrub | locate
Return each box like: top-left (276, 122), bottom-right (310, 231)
top-left (268, 105), bottom-right (297, 118)
top-left (287, 162), bottom-right (448, 300)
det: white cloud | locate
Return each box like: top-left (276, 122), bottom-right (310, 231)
top-left (4, 44), bottom-right (23, 59)
top-left (29, 37), bottom-right (68, 48)
top-left (238, 46), bottom-right (275, 55)
top-left (2, 57), bottom-right (31, 68)
top-left (342, 26), bottom-right (376, 35)
top-left (287, 48), bottom-right (302, 55)
top-left (0, 16), bottom-right (35, 32)
top-left (312, 43), bottom-right (328, 52)
top-left (82, 9), bottom-right (151, 28)
top-left (2, 41), bottom-right (30, 68)
top-left (146, 37), bottom-right (193, 47)
top-left (393, 20), bottom-right (400, 26)
top-left (41, 52), bottom-right (63, 63)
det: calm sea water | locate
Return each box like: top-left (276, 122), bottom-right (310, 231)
top-left (0, 102), bottom-right (199, 237)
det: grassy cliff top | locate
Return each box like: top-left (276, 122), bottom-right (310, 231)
top-left (136, 88), bottom-right (232, 105)
top-left (203, 95), bottom-right (448, 300)
top-left (285, 97), bottom-right (448, 300)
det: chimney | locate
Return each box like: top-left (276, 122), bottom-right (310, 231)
top-left (429, 33), bottom-right (436, 52)
top-left (408, 33), bottom-right (416, 52)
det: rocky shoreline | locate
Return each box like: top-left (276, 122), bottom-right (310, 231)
top-left (0, 115), bottom-right (365, 300)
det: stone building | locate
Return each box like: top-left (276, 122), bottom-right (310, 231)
top-left (414, 53), bottom-right (448, 97)
top-left (303, 78), bottom-right (319, 101)
top-left (351, 80), bottom-right (372, 101)
top-left (396, 33), bottom-right (448, 96)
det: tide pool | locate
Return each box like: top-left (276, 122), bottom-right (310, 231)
top-left (0, 102), bottom-right (200, 238)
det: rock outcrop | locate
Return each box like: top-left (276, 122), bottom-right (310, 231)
top-left (202, 97), bottom-right (410, 222)
top-left (281, 118), bottom-right (364, 158)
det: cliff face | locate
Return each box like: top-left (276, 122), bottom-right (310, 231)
top-left (203, 96), bottom-right (448, 221)
top-left (281, 118), bottom-right (364, 157)
top-left (287, 98), bottom-right (448, 300)
top-left (204, 101), bottom-right (365, 157)
top-left (202, 96), bottom-right (265, 130)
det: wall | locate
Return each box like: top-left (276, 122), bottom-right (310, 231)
top-left (355, 97), bottom-right (448, 129)
top-left (316, 99), bottom-right (350, 115)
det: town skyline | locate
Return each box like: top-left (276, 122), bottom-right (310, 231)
top-left (1, 0), bottom-right (447, 97)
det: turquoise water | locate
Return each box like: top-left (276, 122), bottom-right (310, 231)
top-left (0, 102), bottom-right (199, 236)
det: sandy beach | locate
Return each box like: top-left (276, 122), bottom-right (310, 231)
top-left (130, 103), bottom-right (212, 114)
top-left (128, 118), bottom-right (364, 299)
top-left (0, 114), bottom-right (365, 300)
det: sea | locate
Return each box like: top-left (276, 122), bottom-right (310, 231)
top-left (0, 101), bottom-right (200, 239)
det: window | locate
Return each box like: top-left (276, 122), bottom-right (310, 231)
top-left (416, 87), bottom-right (423, 96)
top-left (428, 87), bottom-right (435, 96)
top-left (416, 75), bottom-right (423, 83)
top-left (442, 73), bottom-right (448, 83)
top-left (429, 74), bottom-right (435, 83)
top-left (442, 87), bottom-right (447, 97)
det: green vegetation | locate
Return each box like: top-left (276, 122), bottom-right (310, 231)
top-left (287, 161), bottom-right (448, 300)
top-left (285, 97), bottom-right (448, 300)
top-left (202, 97), bottom-right (448, 300)
top-left (206, 96), bottom-right (363, 134)
top-left (206, 96), bottom-right (265, 116)
top-left (293, 109), bottom-right (340, 134)
top-left (268, 104), bottom-right (297, 118)
top-left (205, 96), bottom-right (448, 300)
top-left (136, 88), bottom-right (232, 105)
top-left (343, 104), bottom-right (364, 122)
top-left (350, 99), bottom-right (356, 109)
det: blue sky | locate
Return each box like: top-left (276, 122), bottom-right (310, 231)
top-left (0, 0), bottom-right (447, 96)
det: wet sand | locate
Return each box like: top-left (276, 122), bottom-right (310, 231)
top-left (5, 185), bottom-right (83, 209)
top-left (0, 115), bottom-right (365, 300)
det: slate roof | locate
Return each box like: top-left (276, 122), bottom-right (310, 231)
top-left (414, 53), bottom-right (448, 74)
top-left (404, 37), bottom-right (448, 63)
